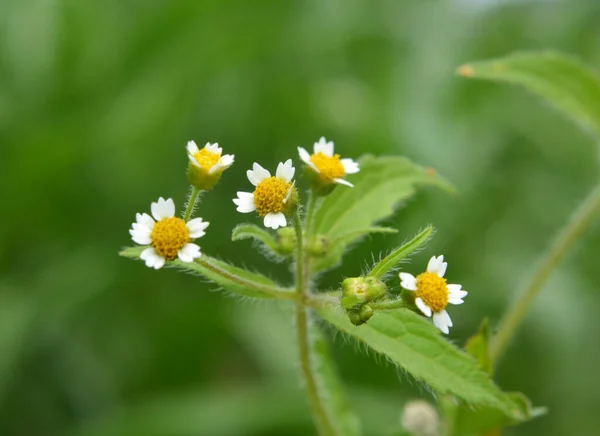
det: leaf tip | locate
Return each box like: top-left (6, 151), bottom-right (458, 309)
top-left (457, 64), bottom-right (475, 77)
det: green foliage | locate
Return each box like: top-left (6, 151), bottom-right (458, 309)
top-left (309, 319), bottom-right (362, 436)
top-left (315, 305), bottom-right (523, 418)
top-left (231, 223), bottom-right (282, 256)
top-left (120, 246), bottom-right (291, 299)
top-left (459, 51), bottom-right (600, 138)
top-left (368, 226), bottom-right (434, 279)
top-left (464, 319), bottom-right (493, 375)
top-left (311, 156), bottom-right (452, 272)
top-left (313, 227), bottom-right (397, 272)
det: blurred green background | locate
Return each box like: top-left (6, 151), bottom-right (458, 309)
top-left (2, 0), bottom-right (600, 435)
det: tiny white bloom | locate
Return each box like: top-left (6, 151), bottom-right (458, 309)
top-left (187, 140), bottom-right (235, 175)
top-left (298, 136), bottom-right (359, 187)
top-left (233, 160), bottom-right (297, 230)
top-left (399, 255), bottom-right (468, 334)
top-left (129, 197), bottom-right (209, 270)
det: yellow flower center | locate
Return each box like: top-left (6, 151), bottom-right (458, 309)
top-left (310, 152), bottom-right (345, 181)
top-left (253, 176), bottom-right (294, 216)
top-left (415, 272), bottom-right (448, 313)
top-left (151, 217), bottom-right (190, 260)
top-left (193, 148), bottom-right (220, 171)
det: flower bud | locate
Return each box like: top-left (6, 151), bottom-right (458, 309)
top-left (276, 227), bottom-right (296, 255)
top-left (401, 400), bottom-right (439, 436)
top-left (186, 141), bottom-right (234, 191)
top-left (341, 277), bottom-right (387, 310)
top-left (347, 304), bottom-right (374, 326)
top-left (308, 235), bottom-right (330, 256)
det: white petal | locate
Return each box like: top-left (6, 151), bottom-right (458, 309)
top-left (448, 285), bottom-right (468, 300)
top-left (247, 163), bottom-right (270, 186)
top-left (205, 142), bottom-right (222, 154)
top-left (233, 192), bottom-right (256, 213)
top-left (140, 247), bottom-right (165, 270)
top-left (399, 273), bottom-right (417, 291)
top-left (341, 158), bottom-right (360, 174)
top-left (314, 136), bottom-right (334, 156)
top-left (298, 147), bottom-right (311, 164)
top-left (178, 243), bottom-right (201, 262)
top-left (433, 310), bottom-right (452, 334)
top-left (307, 160), bottom-right (319, 173)
top-left (264, 212), bottom-right (286, 229)
top-left (135, 213), bottom-right (155, 230)
top-left (415, 297), bottom-right (432, 317)
top-left (186, 218), bottom-right (209, 238)
top-left (219, 154), bottom-right (234, 168)
top-left (208, 161), bottom-right (222, 175)
top-left (427, 255), bottom-right (446, 276)
top-left (276, 159), bottom-right (295, 182)
top-left (151, 197), bottom-right (175, 221)
top-left (333, 178), bottom-right (353, 187)
top-left (130, 228), bottom-right (151, 245)
top-left (188, 152), bottom-right (201, 167)
top-left (448, 297), bottom-right (465, 305)
top-left (186, 140), bottom-right (199, 154)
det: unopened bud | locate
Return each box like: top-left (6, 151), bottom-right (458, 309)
top-left (341, 277), bottom-right (387, 310)
top-left (308, 235), bottom-right (330, 256)
top-left (347, 305), bottom-right (374, 326)
top-left (276, 227), bottom-right (296, 255)
top-left (401, 400), bottom-right (439, 436)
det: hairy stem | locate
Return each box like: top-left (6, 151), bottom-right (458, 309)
top-left (304, 192), bottom-right (318, 239)
top-left (183, 187), bottom-right (201, 221)
top-left (194, 256), bottom-right (296, 300)
top-left (491, 183), bottom-right (600, 363)
top-left (293, 212), bottom-right (336, 436)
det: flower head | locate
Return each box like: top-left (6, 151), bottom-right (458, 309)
top-left (298, 136), bottom-right (359, 188)
top-left (129, 197), bottom-right (209, 269)
top-left (233, 159), bottom-right (297, 230)
top-left (186, 141), bottom-right (234, 190)
top-left (399, 255), bottom-right (467, 334)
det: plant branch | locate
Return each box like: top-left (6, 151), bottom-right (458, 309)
top-left (491, 182), bottom-right (600, 363)
top-left (293, 212), bottom-right (337, 436)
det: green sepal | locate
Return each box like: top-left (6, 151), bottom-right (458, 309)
top-left (368, 226), bottom-right (434, 279)
top-left (186, 162), bottom-right (223, 191)
top-left (341, 277), bottom-right (387, 309)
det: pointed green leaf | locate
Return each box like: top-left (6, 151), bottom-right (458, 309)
top-left (464, 318), bottom-right (493, 375)
top-left (313, 227), bottom-right (398, 273)
top-left (314, 303), bottom-right (525, 418)
top-left (311, 155), bottom-right (452, 271)
top-left (231, 223), bottom-right (288, 260)
top-left (120, 246), bottom-right (293, 300)
top-left (368, 226), bottom-right (434, 279)
top-left (309, 317), bottom-right (362, 436)
top-left (450, 392), bottom-right (546, 436)
top-left (459, 51), bottom-right (600, 137)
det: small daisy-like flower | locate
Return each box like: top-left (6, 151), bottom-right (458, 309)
top-left (399, 255), bottom-right (467, 334)
top-left (129, 197), bottom-right (209, 270)
top-left (298, 136), bottom-right (360, 187)
top-left (233, 159), bottom-right (297, 230)
top-left (186, 141), bottom-right (234, 190)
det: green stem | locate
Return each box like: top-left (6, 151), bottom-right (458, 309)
top-left (194, 257), bottom-right (296, 300)
top-left (304, 192), bottom-right (319, 240)
top-left (369, 298), bottom-right (408, 311)
top-left (183, 187), bottom-right (201, 221)
top-left (491, 183), bottom-right (600, 364)
top-left (292, 212), bottom-right (336, 436)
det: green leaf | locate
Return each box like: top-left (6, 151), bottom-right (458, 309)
top-left (441, 319), bottom-right (544, 435)
top-left (309, 317), bottom-right (362, 436)
top-left (450, 392), bottom-right (547, 436)
top-left (120, 246), bottom-right (294, 300)
top-left (232, 223), bottom-right (281, 256)
top-left (368, 226), bottom-right (434, 279)
top-left (458, 51), bottom-right (600, 137)
top-left (314, 304), bottom-right (525, 418)
top-left (464, 318), bottom-right (493, 375)
top-left (311, 155), bottom-right (452, 271)
top-left (313, 227), bottom-right (398, 272)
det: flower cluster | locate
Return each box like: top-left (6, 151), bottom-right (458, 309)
top-left (129, 136), bottom-right (359, 267)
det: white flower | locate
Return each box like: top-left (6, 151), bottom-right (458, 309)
top-left (298, 136), bottom-right (360, 187)
top-left (129, 197), bottom-right (209, 270)
top-left (187, 141), bottom-right (234, 175)
top-left (233, 159), bottom-right (297, 230)
top-left (399, 255), bottom-right (467, 334)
